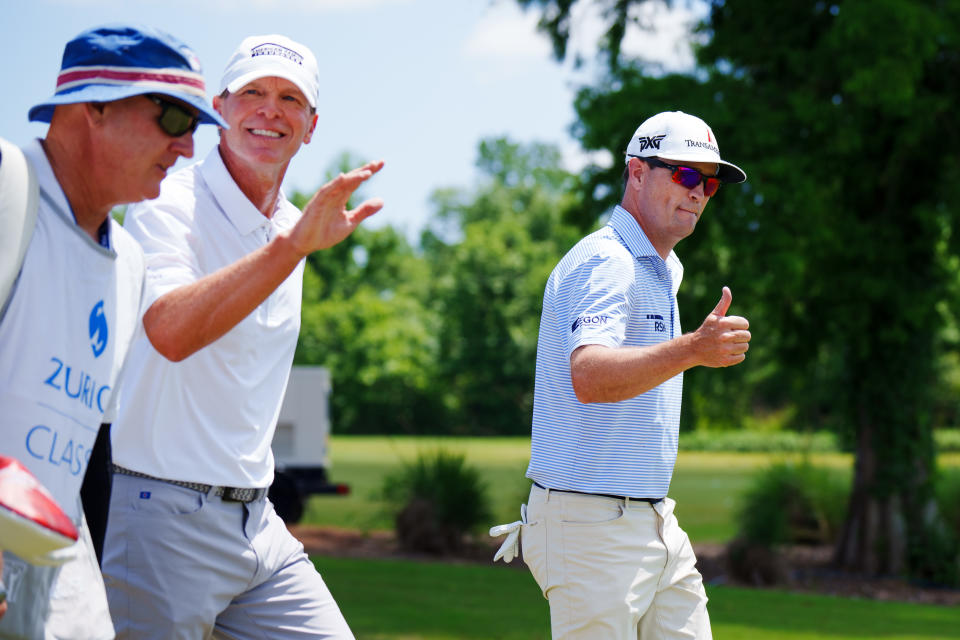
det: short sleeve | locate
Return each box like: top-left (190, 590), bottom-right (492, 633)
top-left (124, 193), bottom-right (202, 311)
top-left (556, 250), bottom-right (636, 357)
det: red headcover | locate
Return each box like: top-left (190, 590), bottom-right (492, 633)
top-left (0, 456), bottom-right (78, 563)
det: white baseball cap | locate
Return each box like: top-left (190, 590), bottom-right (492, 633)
top-left (219, 34), bottom-right (319, 108)
top-left (625, 111), bottom-right (746, 184)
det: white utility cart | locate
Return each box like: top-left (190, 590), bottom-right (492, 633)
top-left (269, 366), bottom-right (349, 522)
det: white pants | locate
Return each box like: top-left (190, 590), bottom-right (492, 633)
top-left (521, 484), bottom-right (711, 640)
top-left (102, 473), bottom-right (352, 640)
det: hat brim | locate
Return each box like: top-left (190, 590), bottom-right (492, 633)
top-left (223, 68), bottom-right (316, 109)
top-left (28, 84), bottom-right (228, 129)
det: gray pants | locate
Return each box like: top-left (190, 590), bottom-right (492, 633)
top-left (0, 505), bottom-right (114, 640)
top-left (102, 473), bottom-right (352, 640)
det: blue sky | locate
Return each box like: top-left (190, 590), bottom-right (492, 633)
top-left (1, 0), bottom-right (705, 240)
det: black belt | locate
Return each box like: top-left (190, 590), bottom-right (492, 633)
top-left (533, 481), bottom-right (663, 504)
top-left (112, 465), bottom-right (267, 503)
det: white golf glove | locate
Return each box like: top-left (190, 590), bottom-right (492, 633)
top-left (489, 503), bottom-right (527, 563)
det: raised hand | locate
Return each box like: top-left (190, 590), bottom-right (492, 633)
top-left (288, 160), bottom-right (385, 256)
top-left (692, 286), bottom-right (751, 368)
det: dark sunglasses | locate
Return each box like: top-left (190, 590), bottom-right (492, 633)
top-left (632, 155), bottom-right (721, 197)
top-left (146, 94), bottom-right (201, 137)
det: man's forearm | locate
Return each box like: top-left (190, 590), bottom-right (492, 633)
top-left (570, 337), bottom-right (698, 404)
top-left (143, 233), bottom-right (305, 362)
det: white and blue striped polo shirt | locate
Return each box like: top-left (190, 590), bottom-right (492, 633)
top-left (526, 205), bottom-right (684, 499)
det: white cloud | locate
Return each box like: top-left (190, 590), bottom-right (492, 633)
top-left (463, 0), bottom-right (553, 59)
top-left (499, 0), bottom-right (708, 72)
top-left (562, 142), bottom-right (614, 173)
top-left (617, 1), bottom-right (709, 71)
top-left (236, 0), bottom-right (411, 10)
top-left (47, 0), bottom-right (411, 11)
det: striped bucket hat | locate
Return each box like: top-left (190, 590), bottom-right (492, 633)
top-left (28, 24), bottom-right (226, 128)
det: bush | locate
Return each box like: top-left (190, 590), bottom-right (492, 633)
top-left (735, 462), bottom-right (849, 547)
top-left (935, 429), bottom-right (960, 453)
top-left (381, 449), bottom-right (491, 554)
top-left (935, 467), bottom-right (960, 536)
top-left (727, 462), bottom-right (849, 585)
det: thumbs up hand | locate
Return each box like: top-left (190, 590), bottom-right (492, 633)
top-left (693, 286), bottom-right (751, 368)
top-left (712, 286), bottom-right (733, 318)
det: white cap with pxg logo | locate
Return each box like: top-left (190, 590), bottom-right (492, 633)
top-left (219, 34), bottom-right (320, 108)
top-left (626, 111), bottom-right (746, 184)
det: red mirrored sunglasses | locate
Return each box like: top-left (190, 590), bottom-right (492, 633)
top-left (631, 155), bottom-right (722, 197)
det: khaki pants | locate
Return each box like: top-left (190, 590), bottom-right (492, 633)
top-left (521, 484), bottom-right (711, 640)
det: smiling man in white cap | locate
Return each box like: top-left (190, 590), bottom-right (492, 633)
top-left (101, 34), bottom-right (382, 639)
top-left (492, 111), bottom-right (750, 639)
top-left (0, 23), bottom-right (225, 640)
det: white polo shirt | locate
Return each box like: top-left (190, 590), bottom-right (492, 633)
top-left (0, 139), bottom-right (144, 523)
top-left (110, 147), bottom-right (304, 489)
top-left (526, 206), bottom-right (684, 499)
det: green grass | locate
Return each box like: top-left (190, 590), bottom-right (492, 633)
top-left (315, 555), bottom-right (960, 640)
top-left (306, 436), bottom-right (960, 544)
top-left (305, 436), bottom-right (856, 543)
top-left (305, 439), bottom-right (960, 638)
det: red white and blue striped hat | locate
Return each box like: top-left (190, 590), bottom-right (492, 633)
top-left (29, 24), bottom-right (226, 128)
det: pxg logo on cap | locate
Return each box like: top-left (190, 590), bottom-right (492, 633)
top-left (634, 134), bottom-right (666, 153)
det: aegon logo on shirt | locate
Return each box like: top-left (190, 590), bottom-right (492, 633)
top-left (571, 315), bottom-right (610, 332)
top-left (89, 300), bottom-right (108, 358)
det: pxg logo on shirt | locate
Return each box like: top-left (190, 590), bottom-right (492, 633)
top-left (89, 300), bottom-right (108, 358)
top-left (571, 315), bottom-right (610, 333)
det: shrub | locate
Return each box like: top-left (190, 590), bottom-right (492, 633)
top-left (735, 461), bottom-right (849, 547)
top-left (935, 467), bottom-right (960, 536)
top-left (935, 429), bottom-right (960, 453)
top-left (381, 449), bottom-right (491, 554)
top-left (727, 462), bottom-right (849, 585)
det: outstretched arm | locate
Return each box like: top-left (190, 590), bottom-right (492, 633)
top-left (145, 161), bottom-right (384, 362)
top-left (571, 286), bottom-right (751, 404)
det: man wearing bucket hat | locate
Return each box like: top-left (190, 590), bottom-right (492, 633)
top-left (491, 111), bottom-right (750, 639)
top-left (101, 34), bottom-right (382, 639)
top-left (0, 23), bottom-right (224, 639)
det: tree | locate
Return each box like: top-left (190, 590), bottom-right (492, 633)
top-left (422, 138), bottom-right (581, 434)
top-left (519, 0), bottom-right (960, 583)
top-left (292, 144), bottom-right (582, 436)
top-left (292, 153), bottom-right (446, 434)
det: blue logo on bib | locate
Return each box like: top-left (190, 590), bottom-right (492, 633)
top-left (89, 300), bottom-right (108, 358)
